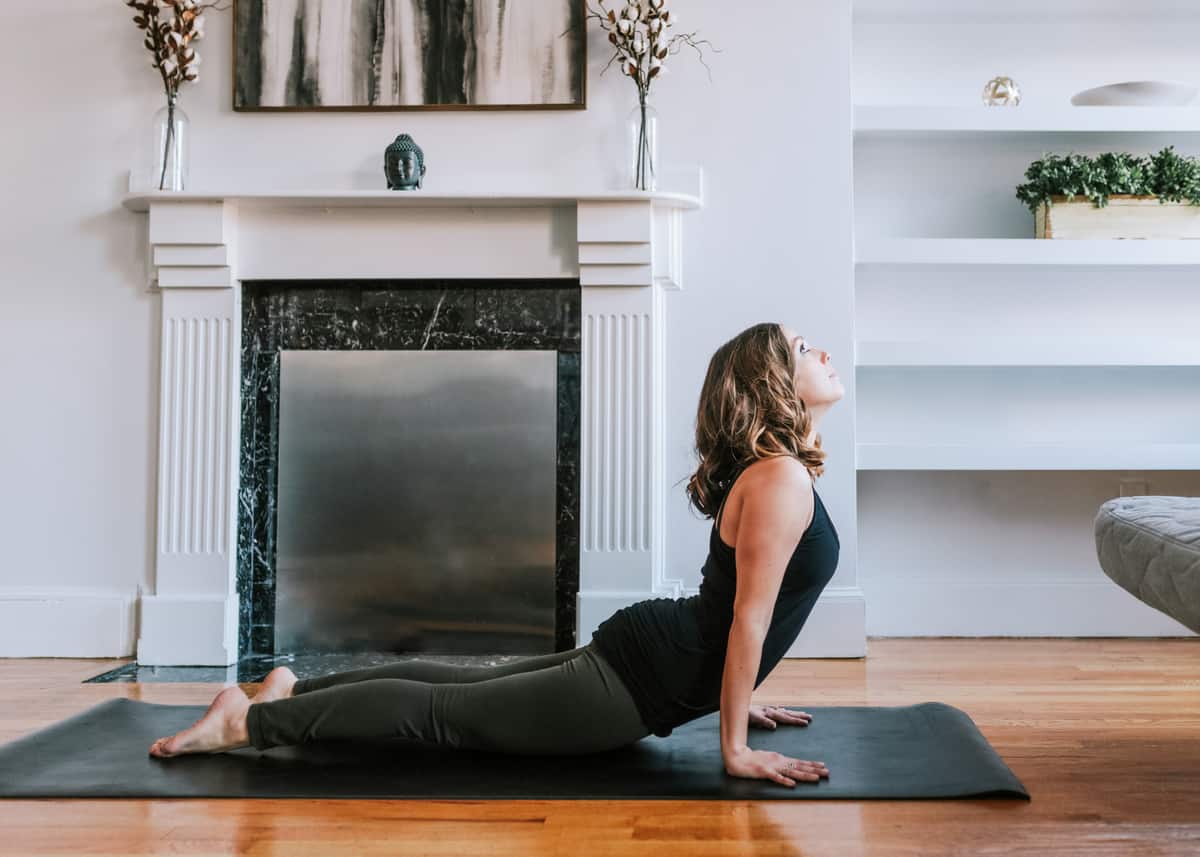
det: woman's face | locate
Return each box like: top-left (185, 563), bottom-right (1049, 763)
top-left (781, 325), bottom-right (843, 407)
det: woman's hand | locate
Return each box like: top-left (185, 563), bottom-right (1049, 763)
top-left (748, 703), bottom-right (812, 730)
top-left (723, 745), bottom-right (829, 788)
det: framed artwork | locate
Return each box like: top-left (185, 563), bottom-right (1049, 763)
top-left (233, 0), bottom-right (587, 111)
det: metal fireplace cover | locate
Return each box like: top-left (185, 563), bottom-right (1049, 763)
top-left (274, 349), bottom-right (558, 655)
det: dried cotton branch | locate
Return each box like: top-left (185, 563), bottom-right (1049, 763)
top-left (124, 0), bottom-right (229, 101)
top-left (586, 0), bottom-right (719, 100)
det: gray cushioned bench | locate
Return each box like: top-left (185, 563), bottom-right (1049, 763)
top-left (1094, 496), bottom-right (1200, 634)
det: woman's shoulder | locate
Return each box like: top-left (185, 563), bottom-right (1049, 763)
top-left (741, 455), bottom-right (812, 491)
top-left (719, 456), bottom-right (814, 548)
top-left (739, 458), bottom-right (813, 529)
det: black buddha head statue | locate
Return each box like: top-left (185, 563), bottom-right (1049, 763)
top-left (384, 134), bottom-right (427, 190)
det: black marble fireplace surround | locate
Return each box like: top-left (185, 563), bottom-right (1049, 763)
top-left (236, 279), bottom-right (581, 659)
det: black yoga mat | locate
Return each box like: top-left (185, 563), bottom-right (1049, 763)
top-left (0, 697), bottom-right (1028, 800)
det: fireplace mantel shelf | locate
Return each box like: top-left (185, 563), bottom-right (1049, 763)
top-left (121, 188), bottom-right (703, 213)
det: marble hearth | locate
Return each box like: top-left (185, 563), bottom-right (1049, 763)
top-left (123, 188), bottom-right (701, 665)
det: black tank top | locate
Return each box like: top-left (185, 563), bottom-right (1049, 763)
top-left (590, 471), bottom-right (841, 737)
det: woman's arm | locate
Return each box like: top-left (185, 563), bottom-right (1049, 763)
top-left (718, 458), bottom-right (814, 780)
top-left (720, 619), bottom-right (772, 757)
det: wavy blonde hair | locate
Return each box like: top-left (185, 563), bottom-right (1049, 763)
top-left (684, 322), bottom-right (826, 519)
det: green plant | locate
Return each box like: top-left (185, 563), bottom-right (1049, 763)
top-left (1015, 146), bottom-right (1200, 212)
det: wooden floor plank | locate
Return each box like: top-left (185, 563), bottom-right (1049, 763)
top-left (0, 639), bottom-right (1196, 856)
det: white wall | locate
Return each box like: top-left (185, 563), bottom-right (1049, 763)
top-left (0, 2), bottom-right (856, 656)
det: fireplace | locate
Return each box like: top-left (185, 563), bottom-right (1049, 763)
top-left (126, 188), bottom-right (700, 665)
top-left (238, 279), bottom-right (581, 657)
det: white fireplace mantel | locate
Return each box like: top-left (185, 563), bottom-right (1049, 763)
top-left (123, 184), bottom-right (867, 666)
top-left (122, 185), bottom-right (701, 665)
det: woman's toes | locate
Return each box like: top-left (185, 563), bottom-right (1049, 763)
top-left (147, 686), bottom-right (252, 759)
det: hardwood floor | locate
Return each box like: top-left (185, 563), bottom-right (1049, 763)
top-left (0, 639), bottom-right (1197, 856)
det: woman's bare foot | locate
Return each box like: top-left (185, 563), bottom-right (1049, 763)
top-left (252, 666), bottom-right (298, 703)
top-left (148, 686), bottom-right (251, 758)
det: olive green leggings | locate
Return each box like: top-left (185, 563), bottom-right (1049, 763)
top-left (244, 643), bottom-right (651, 754)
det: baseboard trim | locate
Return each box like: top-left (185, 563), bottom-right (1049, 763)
top-left (864, 580), bottom-right (1198, 637)
top-left (14, 580), bottom-right (1167, 661)
top-left (784, 587), bottom-right (867, 658)
top-left (136, 593), bottom-right (239, 666)
top-left (0, 589), bottom-right (136, 657)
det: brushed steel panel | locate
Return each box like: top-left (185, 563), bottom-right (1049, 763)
top-left (274, 350), bottom-right (558, 655)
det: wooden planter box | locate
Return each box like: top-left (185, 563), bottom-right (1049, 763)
top-left (1035, 194), bottom-right (1200, 239)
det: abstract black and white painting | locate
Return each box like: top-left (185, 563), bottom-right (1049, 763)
top-left (234, 0), bottom-right (586, 110)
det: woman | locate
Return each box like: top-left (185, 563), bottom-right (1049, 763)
top-left (149, 322), bottom-right (843, 789)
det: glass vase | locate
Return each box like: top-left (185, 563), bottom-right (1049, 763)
top-left (152, 94), bottom-right (189, 191)
top-left (626, 93), bottom-right (658, 191)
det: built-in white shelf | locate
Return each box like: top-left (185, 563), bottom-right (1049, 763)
top-left (856, 442), bottom-right (1200, 471)
top-left (856, 238), bottom-right (1200, 267)
top-left (856, 337), bottom-right (1199, 367)
top-left (854, 105), bottom-right (1200, 137)
top-left (851, 0), bottom-right (1200, 640)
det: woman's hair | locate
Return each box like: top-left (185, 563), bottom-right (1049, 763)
top-left (684, 322), bottom-right (825, 519)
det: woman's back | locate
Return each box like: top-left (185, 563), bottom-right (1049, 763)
top-left (589, 469), bottom-right (840, 737)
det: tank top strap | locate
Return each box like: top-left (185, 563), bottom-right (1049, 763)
top-left (714, 465), bottom-right (749, 532)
